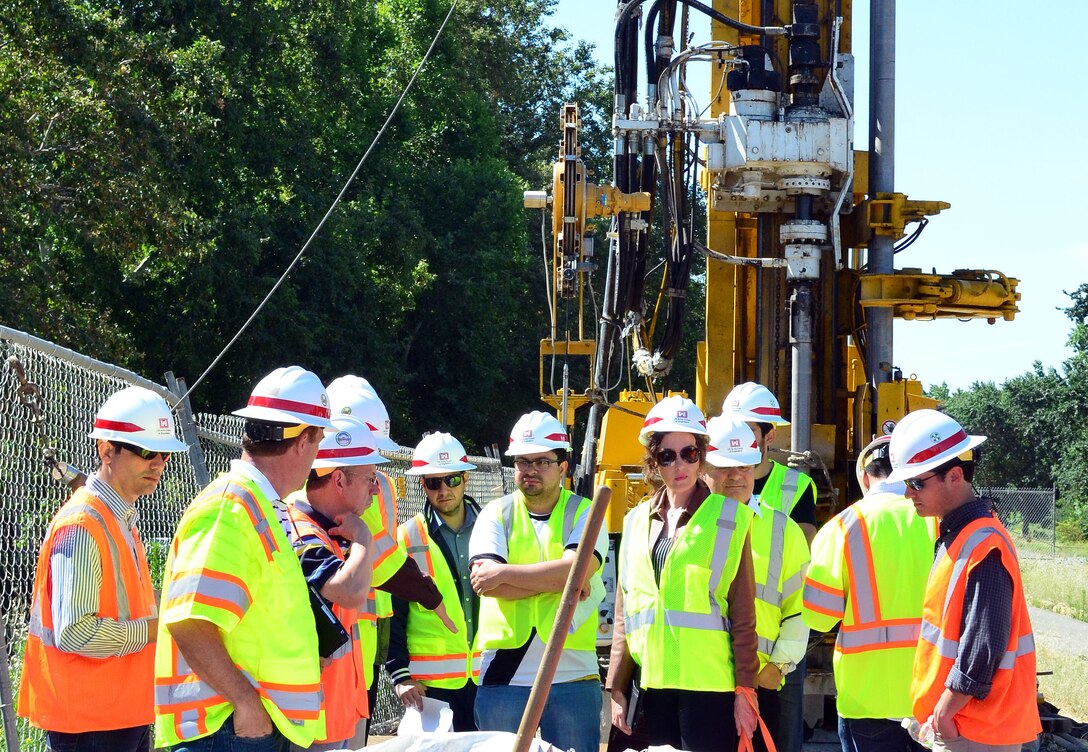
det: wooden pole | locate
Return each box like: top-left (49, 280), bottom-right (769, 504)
top-left (513, 486), bottom-right (612, 752)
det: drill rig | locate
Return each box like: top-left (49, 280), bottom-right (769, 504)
top-left (525, 0), bottom-right (1019, 535)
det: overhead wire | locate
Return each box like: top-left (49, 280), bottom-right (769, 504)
top-left (174, 0), bottom-right (460, 406)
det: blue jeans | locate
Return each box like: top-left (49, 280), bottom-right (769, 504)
top-left (475, 679), bottom-right (602, 752)
top-left (165, 716), bottom-right (291, 752)
top-left (838, 716), bottom-right (927, 752)
top-left (46, 725), bottom-right (150, 752)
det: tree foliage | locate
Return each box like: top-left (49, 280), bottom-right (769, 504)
top-left (937, 284), bottom-right (1088, 526)
top-left (0, 0), bottom-right (615, 450)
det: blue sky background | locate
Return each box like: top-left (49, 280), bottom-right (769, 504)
top-left (547, 0), bottom-right (1087, 391)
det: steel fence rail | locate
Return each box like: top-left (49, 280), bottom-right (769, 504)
top-left (0, 327), bottom-right (513, 750)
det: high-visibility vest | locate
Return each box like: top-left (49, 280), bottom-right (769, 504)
top-left (154, 473), bottom-right (324, 748)
top-left (750, 501), bottom-right (810, 681)
top-left (758, 461), bottom-right (814, 516)
top-left (476, 489), bottom-right (601, 653)
top-left (619, 493), bottom-right (753, 692)
top-left (912, 516), bottom-right (1040, 744)
top-left (285, 498), bottom-right (367, 743)
top-left (802, 492), bottom-right (937, 719)
top-left (358, 470), bottom-right (406, 689)
top-left (19, 488), bottom-right (156, 732)
top-left (399, 514), bottom-right (480, 688)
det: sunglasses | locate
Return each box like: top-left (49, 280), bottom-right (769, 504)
top-left (654, 445), bottom-right (701, 467)
top-left (904, 472), bottom-right (940, 491)
top-left (111, 441), bottom-right (171, 461)
top-left (423, 474), bottom-right (465, 491)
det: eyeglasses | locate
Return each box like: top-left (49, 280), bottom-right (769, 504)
top-left (111, 441), bottom-right (170, 461)
top-left (513, 458), bottom-right (561, 472)
top-left (423, 474), bottom-right (465, 491)
top-left (339, 469), bottom-right (377, 486)
top-left (904, 472), bottom-right (940, 491)
top-left (654, 445), bottom-right (702, 467)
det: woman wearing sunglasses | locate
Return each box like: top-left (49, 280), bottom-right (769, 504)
top-left (606, 396), bottom-right (761, 752)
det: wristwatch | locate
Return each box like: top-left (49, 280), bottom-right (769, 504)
top-left (772, 661), bottom-right (795, 675)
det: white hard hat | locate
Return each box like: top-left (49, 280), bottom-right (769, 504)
top-left (232, 366), bottom-right (334, 428)
top-left (88, 386), bottom-right (188, 453)
top-left (326, 375), bottom-right (398, 451)
top-left (638, 396), bottom-right (709, 446)
top-left (704, 416), bottom-right (761, 467)
top-left (887, 409), bottom-right (986, 482)
top-left (312, 415), bottom-right (387, 469)
top-left (855, 434), bottom-right (892, 488)
top-left (721, 382), bottom-right (790, 426)
top-left (506, 411), bottom-right (572, 456)
top-left (406, 432), bottom-right (477, 475)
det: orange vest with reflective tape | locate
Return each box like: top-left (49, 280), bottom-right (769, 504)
top-left (19, 488), bottom-right (156, 732)
top-left (286, 499), bottom-right (368, 742)
top-left (399, 514), bottom-right (480, 688)
top-left (911, 516), bottom-right (1040, 744)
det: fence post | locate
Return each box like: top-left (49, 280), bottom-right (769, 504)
top-left (1050, 487), bottom-right (1057, 556)
top-left (0, 610), bottom-right (21, 752)
top-left (165, 372), bottom-right (210, 488)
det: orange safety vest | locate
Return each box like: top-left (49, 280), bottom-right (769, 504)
top-left (912, 516), bottom-right (1041, 744)
top-left (19, 488), bottom-right (156, 732)
top-left (286, 501), bottom-right (368, 743)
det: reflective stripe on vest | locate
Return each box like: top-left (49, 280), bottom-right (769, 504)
top-left (399, 514), bottom-right (480, 688)
top-left (620, 494), bottom-right (751, 692)
top-left (154, 474), bottom-right (323, 747)
top-left (911, 516), bottom-right (1040, 744)
top-left (19, 488), bottom-right (156, 733)
top-left (753, 510), bottom-right (788, 608)
top-left (759, 462), bottom-right (812, 516)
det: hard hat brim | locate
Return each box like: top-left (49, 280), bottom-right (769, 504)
top-left (887, 434), bottom-right (987, 482)
top-left (232, 405), bottom-right (335, 430)
top-left (723, 409), bottom-right (791, 426)
top-left (370, 434), bottom-right (400, 452)
top-left (311, 454), bottom-right (388, 469)
top-left (705, 451), bottom-right (761, 468)
top-left (405, 460), bottom-right (477, 476)
top-left (505, 440), bottom-right (572, 457)
top-left (88, 429), bottom-right (188, 453)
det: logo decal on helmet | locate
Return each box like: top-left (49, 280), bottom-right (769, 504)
top-left (159, 418), bottom-right (170, 429)
top-left (341, 406), bottom-right (352, 414)
top-left (439, 451), bottom-right (449, 461)
top-left (321, 394), bottom-right (329, 407)
top-left (730, 438), bottom-right (741, 448)
top-left (335, 431), bottom-right (352, 446)
top-left (930, 432), bottom-right (941, 443)
top-left (522, 429), bottom-right (533, 438)
top-left (677, 410), bottom-right (688, 419)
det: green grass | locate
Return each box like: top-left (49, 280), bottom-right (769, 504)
top-left (1020, 556), bottom-right (1088, 623)
top-left (1036, 643), bottom-right (1088, 724)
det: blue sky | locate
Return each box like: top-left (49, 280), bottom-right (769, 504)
top-left (547, 0), bottom-right (1087, 391)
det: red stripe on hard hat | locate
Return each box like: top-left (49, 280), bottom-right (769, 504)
top-left (907, 429), bottom-right (967, 465)
top-left (749, 406), bottom-right (782, 417)
top-left (642, 416), bottom-right (665, 428)
top-left (94, 418), bottom-right (144, 433)
top-left (410, 459), bottom-right (428, 467)
top-left (317, 446), bottom-right (376, 459)
top-left (543, 432), bottom-right (568, 442)
top-left (366, 422), bottom-right (380, 432)
top-left (248, 395), bottom-right (331, 420)
top-left (708, 444), bottom-right (718, 452)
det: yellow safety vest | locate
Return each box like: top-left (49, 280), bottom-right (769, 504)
top-left (620, 493), bottom-right (753, 692)
top-left (399, 514), bottom-right (480, 688)
top-left (475, 489), bottom-right (601, 653)
top-left (154, 472), bottom-right (324, 747)
top-left (758, 461), bottom-right (814, 516)
top-left (802, 491), bottom-right (938, 719)
top-left (358, 470), bottom-right (406, 689)
top-left (750, 501), bottom-right (810, 682)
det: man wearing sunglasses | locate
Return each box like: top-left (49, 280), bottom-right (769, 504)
top-left (469, 411), bottom-right (607, 752)
top-left (803, 435), bottom-right (937, 752)
top-left (20, 386), bottom-right (186, 752)
top-left (387, 432), bottom-right (482, 731)
top-left (887, 410), bottom-right (1040, 752)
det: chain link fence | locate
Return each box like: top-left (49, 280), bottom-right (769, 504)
top-left (980, 486), bottom-right (1058, 559)
top-left (0, 325), bottom-right (513, 751)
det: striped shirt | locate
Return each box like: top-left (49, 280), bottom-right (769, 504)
top-left (48, 473), bottom-right (155, 657)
